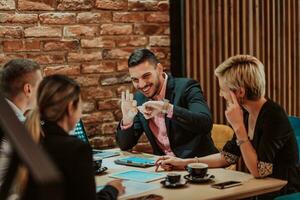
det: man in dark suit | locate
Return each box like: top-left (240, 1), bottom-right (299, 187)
top-left (116, 48), bottom-right (218, 158)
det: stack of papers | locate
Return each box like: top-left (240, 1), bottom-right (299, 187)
top-left (97, 180), bottom-right (160, 199)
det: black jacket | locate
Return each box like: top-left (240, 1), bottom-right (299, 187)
top-left (116, 74), bottom-right (218, 158)
top-left (23, 121), bottom-right (118, 200)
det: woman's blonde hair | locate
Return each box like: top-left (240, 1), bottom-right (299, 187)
top-left (17, 74), bottom-right (81, 193)
top-left (215, 55), bottom-right (266, 100)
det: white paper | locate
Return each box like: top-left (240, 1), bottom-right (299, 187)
top-left (97, 180), bottom-right (160, 199)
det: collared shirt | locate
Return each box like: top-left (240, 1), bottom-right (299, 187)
top-left (1, 99), bottom-right (25, 154)
top-left (121, 73), bottom-right (175, 156)
top-left (149, 73), bottom-right (175, 156)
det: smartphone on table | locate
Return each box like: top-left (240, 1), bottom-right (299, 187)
top-left (211, 181), bottom-right (242, 189)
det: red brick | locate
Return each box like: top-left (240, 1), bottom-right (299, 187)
top-left (101, 122), bottom-right (118, 134)
top-left (102, 48), bottom-right (133, 59)
top-left (97, 99), bottom-right (120, 110)
top-left (68, 51), bottom-right (102, 62)
top-left (24, 26), bottom-right (61, 38)
top-left (0, 13), bottom-right (38, 24)
top-left (145, 12), bottom-right (169, 22)
top-left (0, 0), bottom-right (15, 10)
top-left (0, 54), bottom-right (26, 65)
top-left (57, 0), bottom-right (93, 11)
top-left (134, 23), bottom-right (169, 35)
top-left (77, 12), bottom-right (112, 23)
top-left (95, 0), bottom-right (127, 10)
top-left (117, 60), bottom-right (128, 71)
top-left (82, 111), bottom-right (115, 123)
top-left (116, 36), bottom-right (147, 47)
top-left (90, 136), bottom-right (116, 148)
top-left (149, 47), bottom-right (170, 59)
top-left (113, 12), bottom-right (144, 22)
top-left (81, 37), bottom-right (115, 48)
top-left (83, 123), bottom-right (102, 137)
top-left (100, 24), bottom-right (132, 35)
top-left (116, 85), bottom-right (134, 96)
top-left (18, 0), bottom-right (55, 11)
top-left (101, 74), bottom-right (131, 86)
top-left (100, 77), bottom-right (118, 86)
top-left (0, 26), bottom-right (23, 38)
top-left (43, 39), bottom-right (79, 51)
top-left (113, 109), bottom-right (122, 121)
top-left (82, 101), bottom-right (95, 113)
top-left (44, 65), bottom-right (80, 75)
top-left (81, 61), bottom-right (116, 74)
top-left (3, 40), bottom-right (40, 52)
top-left (157, 1), bottom-right (169, 11)
top-left (160, 59), bottom-right (170, 69)
top-left (27, 54), bottom-right (65, 65)
top-left (74, 75), bottom-right (99, 87)
top-left (128, 0), bottom-right (169, 11)
top-left (149, 35), bottom-right (170, 46)
top-left (81, 86), bottom-right (114, 100)
top-left (39, 13), bottom-right (76, 24)
top-left (64, 25), bottom-right (98, 37)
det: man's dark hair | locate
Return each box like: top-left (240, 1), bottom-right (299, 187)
top-left (128, 48), bottom-right (159, 68)
top-left (0, 59), bottom-right (41, 98)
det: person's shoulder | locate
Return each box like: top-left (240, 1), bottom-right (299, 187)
top-left (263, 99), bottom-right (287, 117)
top-left (172, 76), bottom-right (198, 86)
top-left (260, 99), bottom-right (291, 130)
top-left (43, 134), bottom-right (90, 154)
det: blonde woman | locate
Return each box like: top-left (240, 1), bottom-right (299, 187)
top-left (21, 75), bottom-right (124, 200)
top-left (156, 55), bottom-right (300, 198)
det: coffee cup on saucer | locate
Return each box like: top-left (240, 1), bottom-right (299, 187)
top-left (166, 172), bottom-right (181, 184)
top-left (186, 163), bottom-right (208, 178)
top-left (93, 158), bottom-right (102, 170)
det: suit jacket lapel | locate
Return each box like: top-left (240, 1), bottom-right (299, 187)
top-left (165, 74), bottom-right (175, 138)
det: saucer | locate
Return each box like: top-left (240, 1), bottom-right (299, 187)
top-left (160, 179), bottom-right (187, 188)
top-left (184, 174), bottom-right (215, 183)
top-left (95, 167), bottom-right (108, 175)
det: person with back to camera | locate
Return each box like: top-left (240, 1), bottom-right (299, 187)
top-left (155, 55), bottom-right (300, 198)
top-left (19, 75), bottom-right (124, 200)
top-left (116, 48), bottom-right (218, 158)
top-left (0, 59), bottom-right (43, 195)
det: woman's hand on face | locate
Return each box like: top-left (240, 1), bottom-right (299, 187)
top-left (155, 156), bottom-right (187, 171)
top-left (107, 179), bottom-right (125, 196)
top-left (225, 91), bottom-right (244, 132)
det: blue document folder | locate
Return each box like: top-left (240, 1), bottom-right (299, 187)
top-left (109, 170), bottom-right (165, 182)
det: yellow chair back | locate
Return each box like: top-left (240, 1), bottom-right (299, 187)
top-left (211, 124), bottom-right (234, 151)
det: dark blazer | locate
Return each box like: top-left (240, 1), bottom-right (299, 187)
top-left (116, 74), bottom-right (218, 158)
top-left (23, 121), bottom-right (118, 200)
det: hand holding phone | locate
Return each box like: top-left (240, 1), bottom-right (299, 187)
top-left (211, 181), bottom-right (242, 189)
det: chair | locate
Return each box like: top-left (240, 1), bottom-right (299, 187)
top-left (288, 116), bottom-right (300, 161)
top-left (211, 124), bottom-right (236, 170)
top-left (274, 192), bottom-right (300, 200)
top-left (211, 124), bottom-right (234, 151)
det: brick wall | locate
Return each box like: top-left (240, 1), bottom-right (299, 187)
top-left (0, 0), bottom-right (170, 149)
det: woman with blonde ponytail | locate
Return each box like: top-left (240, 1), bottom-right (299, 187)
top-left (21, 75), bottom-right (124, 200)
top-left (16, 108), bottom-right (42, 194)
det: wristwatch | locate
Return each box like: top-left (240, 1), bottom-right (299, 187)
top-left (236, 138), bottom-right (249, 146)
top-left (161, 99), bottom-right (170, 114)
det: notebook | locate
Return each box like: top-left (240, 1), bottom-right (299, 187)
top-left (114, 156), bottom-right (155, 168)
top-left (71, 120), bottom-right (120, 159)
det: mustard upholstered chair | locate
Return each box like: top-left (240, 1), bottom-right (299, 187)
top-left (211, 124), bottom-right (234, 151)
